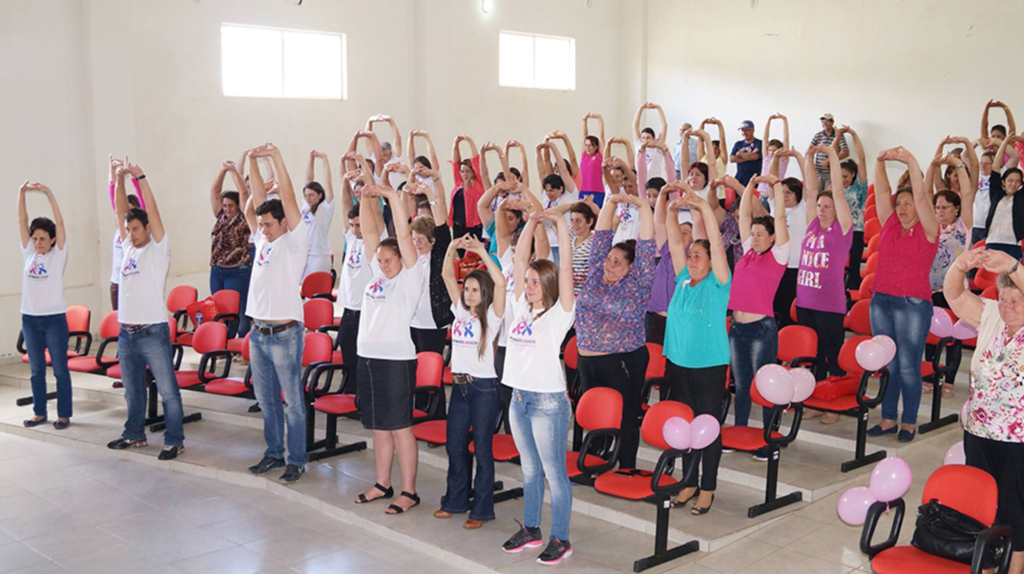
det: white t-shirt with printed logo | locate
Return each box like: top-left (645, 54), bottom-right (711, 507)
top-left (339, 229), bottom-right (387, 311)
top-left (502, 293), bottom-right (575, 393)
top-left (450, 303), bottom-right (500, 379)
top-left (247, 228), bottom-right (310, 323)
top-left (542, 191), bottom-right (578, 248)
top-left (410, 253), bottom-right (438, 329)
top-left (613, 202), bottom-right (641, 245)
top-left (110, 230), bottom-right (123, 285)
top-left (301, 200), bottom-right (335, 258)
top-left (118, 235), bottom-right (171, 325)
top-left (21, 242), bottom-right (67, 316)
top-left (356, 255), bottom-right (425, 361)
top-left (498, 249), bottom-right (516, 347)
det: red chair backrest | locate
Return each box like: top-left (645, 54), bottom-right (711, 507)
top-left (864, 234), bottom-right (881, 258)
top-left (577, 388), bottom-right (623, 431)
top-left (789, 299), bottom-right (799, 324)
top-left (974, 268), bottom-right (998, 291)
top-left (862, 252), bottom-right (879, 277)
top-left (302, 332), bottom-right (333, 366)
top-left (66, 305), bottom-right (91, 332)
top-left (981, 285), bottom-right (998, 300)
top-left (563, 336), bottom-right (579, 370)
top-left (166, 285), bottom-right (198, 313)
top-left (750, 378), bottom-right (776, 409)
top-left (926, 307), bottom-right (958, 346)
top-left (192, 322), bottom-right (228, 354)
top-left (858, 273), bottom-right (876, 300)
top-left (640, 400), bottom-right (694, 450)
top-left (415, 351), bottom-right (444, 389)
top-left (301, 272), bottom-right (333, 299)
top-left (240, 333), bottom-right (251, 361)
top-left (922, 466), bottom-right (998, 526)
top-left (864, 204), bottom-right (877, 222)
top-left (837, 335), bottom-right (871, 374)
top-left (645, 343), bottom-right (666, 379)
top-left (212, 289), bottom-right (240, 314)
top-left (864, 218), bottom-right (882, 240)
top-left (167, 316), bottom-right (177, 343)
top-left (778, 325), bottom-right (817, 365)
top-left (99, 311), bottom-right (120, 339)
top-left (846, 300), bottom-right (872, 336)
top-left (973, 239), bottom-right (987, 250)
top-left (303, 299), bottom-right (334, 332)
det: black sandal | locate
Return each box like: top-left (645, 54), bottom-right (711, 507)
top-left (355, 482), bottom-right (394, 504)
top-left (692, 493), bottom-right (715, 516)
top-left (386, 491), bottom-right (421, 515)
top-left (671, 488), bottom-right (699, 509)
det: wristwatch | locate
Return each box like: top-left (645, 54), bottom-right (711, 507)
top-left (1012, 261), bottom-right (1020, 275)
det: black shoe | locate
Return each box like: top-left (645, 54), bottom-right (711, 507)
top-left (158, 446), bottom-right (184, 460)
top-left (248, 403), bottom-right (261, 413)
top-left (898, 429), bottom-right (916, 443)
top-left (502, 519), bottom-right (543, 553)
top-left (537, 537), bottom-right (573, 565)
top-left (23, 417), bottom-right (47, 428)
top-left (278, 465), bottom-right (305, 484)
top-left (53, 419), bottom-right (70, 430)
top-left (867, 424), bottom-right (898, 437)
top-left (248, 456), bottom-right (286, 476)
top-left (107, 438), bottom-right (147, 450)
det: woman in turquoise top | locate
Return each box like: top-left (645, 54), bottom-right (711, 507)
top-left (663, 182), bottom-right (731, 515)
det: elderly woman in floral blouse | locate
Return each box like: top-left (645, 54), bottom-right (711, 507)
top-left (945, 248), bottom-right (1024, 574)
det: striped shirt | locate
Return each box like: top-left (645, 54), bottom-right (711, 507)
top-left (809, 129), bottom-right (849, 175)
top-left (570, 230), bottom-right (593, 295)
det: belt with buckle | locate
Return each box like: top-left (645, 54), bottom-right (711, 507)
top-left (253, 320), bottom-right (298, 335)
top-left (122, 324), bottom-right (149, 334)
top-left (452, 373), bottom-right (475, 385)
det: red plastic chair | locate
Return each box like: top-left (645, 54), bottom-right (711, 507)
top-left (790, 299), bottom-right (799, 324)
top-left (981, 286), bottom-right (998, 300)
top-left (777, 325), bottom-right (818, 369)
top-left (67, 311), bottom-right (120, 374)
top-left (850, 273), bottom-right (875, 303)
top-left (412, 352), bottom-right (447, 444)
top-left (174, 322), bottom-right (230, 389)
top-left (861, 466), bottom-right (1012, 573)
top-left (167, 285), bottom-right (198, 337)
top-left (307, 332), bottom-right (366, 462)
top-left (303, 299), bottom-right (335, 332)
top-left (846, 299), bottom-right (872, 335)
top-left (640, 343), bottom-right (668, 413)
top-left (862, 234), bottom-right (881, 261)
top-left (301, 271), bottom-right (334, 301)
top-left (973, 267), bottom-right (998, 291)
top-left (211, 289), bottom-right (241, 333)
top-left (19, 304), bottom-right (93, 364)
top-left (860, 252), bottom-right (879, 279)
top-left (566, 388), bottom-right (623, 484)
top-left (864, 204), bottom-right (877, 222)
top-left (864, 218), bottom-right (882, 241)
top-left (205, 334), bottom-right (252, 397)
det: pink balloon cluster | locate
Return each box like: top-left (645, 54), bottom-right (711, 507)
top-left (931, 308), bottom-right (979, 340)
top-left (754, 365), bottom-right (817, 406)
top-left (662, 415), bottom-right (721, 451)
top-left (855, 336), bottom-right (896, 372)
top-left (943, 441), bottom-right (966, 466)
top-left (836, 457), bottom-right (913, 525)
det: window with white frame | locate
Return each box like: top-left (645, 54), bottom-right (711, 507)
top-left (221, 24), bottom-right (347, 100)
top-left (498, 31), bottom-right (575, 91)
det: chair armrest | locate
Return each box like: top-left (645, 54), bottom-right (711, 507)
top-left (96, 337), bottom-right (119, 369)
top-left (858, 367), bottom-right (889, 408)
top-left (172, 309), bottom-right (190, 331)
top-left (859, 498), bottom-right (905, 559)
top-left (68, 331), bottom-right (93, 356)
top-left (213, 313), bottom-right (239, 333)
top-left (311, 293), bottom-right (336, 302)
top-left (765, 404), bottom-right (802, 447)
top-left (198, 350), bottom-right (234, 383)
top-left (650, 448), bottom-right (698, 498)
top-left (309, 362), bottom-right (348, 395)
top-left (972, 524), bottom-right (1014, 574)
top-left (789, 356), bottom-right (820, 372)
top-left (16, 331), bottom-right (26, 354)
top-left (317, 325), bottom-right (341, 348)
top-left (576, 428), bottom-right (622, 477)
top-left (171, 344), bottom-right (184, 370)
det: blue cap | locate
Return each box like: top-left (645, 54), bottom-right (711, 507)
top-left (738, 120), bottom-right (754, 131)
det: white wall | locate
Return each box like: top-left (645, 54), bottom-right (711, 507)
top-left (644, 0), bottom-right (1024, 180)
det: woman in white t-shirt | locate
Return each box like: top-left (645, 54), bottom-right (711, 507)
top-left (301, 150), bottom-right (335, 280)
top-left (434, 235), bottom-right (505, 529)
top-left (499, 211), bottom-right (576, 564)
top-left (352, 180), bottom-right (426, 516)
top-left (18, 182), bottom-right (72, 430)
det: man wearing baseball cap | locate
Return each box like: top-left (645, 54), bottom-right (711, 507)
top-left (730, 120), bottom-right (762, 185)
top-left (809, 113), bottom-right (849, 191)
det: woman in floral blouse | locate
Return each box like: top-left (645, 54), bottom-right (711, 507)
top-left (944, 248), bottom-right (1024, 573)
top-left (927, 151), bottom-right (976, 310)
top-left (570, 193), bottom-right (656, 469)
top-left (209, 160), bottom-right (252, 337)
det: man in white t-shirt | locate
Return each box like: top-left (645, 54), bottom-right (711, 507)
top-left (109, 194), bottom-right (142, 312)
top-left (243, 144), bottom-right (311, 485)
top-left (106, 162), bottom-right (185, 461)
top-left (541, 169), bottom-right (579, 266)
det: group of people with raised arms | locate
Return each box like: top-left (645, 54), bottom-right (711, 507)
top-left (14, 100), bottom-right (1024, 569)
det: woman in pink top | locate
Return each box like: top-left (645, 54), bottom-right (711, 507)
top-left (728, 175), bottom-right (790, 435)
top-left (795, 146), bottom-right (853, 425)
top-left (580, 113), bottom-right (606, 206)
top-left (868, 147), bottom-right (939, 443)
top-left (451, 135), bottom-right (485, 240)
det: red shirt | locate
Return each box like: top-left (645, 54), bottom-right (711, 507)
top-left (873, 215), bottom-right (938, 302)
top-left (449, 155), bottom-right (484, 229)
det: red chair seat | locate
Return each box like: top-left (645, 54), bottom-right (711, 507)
top-left (594, 469), bottom-right (677, 500)
top-left (67, 356), bottom-right (109, 373)
top-left (802, 395), bottom-right (863, 412)
top-left (21, 350), bottom-right (79, 364)
top-left (314, 394), bottom-right (358, 415)
top-left (177, 333), bottom-right (194, 347)
top-left (413, 408), bottom-right (429, 419)
top-left (205, 378), bottom-right (249, 396)
top-left (871, 546), bottom-right (969, 574)
top-left (469, 434), bottom-right (519, 461)
top-left (566, 452), bottom-right (606, 478)
top-left (412, 420), bottom-right (447, 444)
top-left (226, 338), bottom-right (246, 354)
top-left (106, 364), bottom-right (122, 379)
top-left (175, 371), bottom-right (203, 388)
top-left (721, 426), bottom-right (785, 451)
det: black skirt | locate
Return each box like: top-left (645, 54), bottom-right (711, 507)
top-left (357, 357), bottom-right (417, 431)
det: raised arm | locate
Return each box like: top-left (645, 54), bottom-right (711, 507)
top-left (553, 131), bottom-right (579, 178)
top-left (535, 142), bottom-right (552, 181)
top-left (385, 116), bottom-right (402, 158)
top-left (653, 104), bottom-right (668, 144)
top-left (504, 140), bottom-right (529, 187)
top-left (17, 182), bottom-right (30, 248)
top-left (845, 126), bottom-right (867, 185)
top-left (547, 142), bottom-right (577, 194)
top-left (950, 135), bottom-right (980, 192)
top-left (584, 113), bottom-right (606, 152)
top-left (596, 193), bottom-right (621, 231)
top-left (944, 250), bottom-right (986, 327)
top-left (441, 239), bottom-right (461, 307)
top-left (210, 164), bottom-right (229, 217)
top-left (381, 185), bottom-right (418, 269)
top-left (359, 183), bottom-right (382, 261)
top-left (255, 144), bottom-right (302, 232)
top-left (994, 135), bottom-right (1020, 171)
top-left (468, 235), bottom-right (505, 317)
top-left (951, 154), bottom-right (976, 228)
top-left (739, 178), bottom-right (757, 243)
top-left (479, 142), bottom-right (503, 188)
top-left (823, 145), bottom-right (852, 234)
top-left (769, 176), bottom-right (789, 245)
top-left (631, 103), bottom-right (645, 143)
top-left (317, 151), bottom-right (334, 204)
top-left (706, 118), bottom-right (729, 167)
top-left (804, 149), bottom-right (822, 226)
top-left (665, 196), bottom-right (689, 276)
top-left (126, 160), bottom-right (163, 242)
top-left (689, 192), bottom-right (729, 284)
top-left (542, 211), bottom-right (574, 310)
top-left (513, 215), bottom-right (540, 299)
top-left (982, 99), bottom-right (993, 140)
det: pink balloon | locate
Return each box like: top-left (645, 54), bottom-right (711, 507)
top-left (837, 486), bottom-right (878, 526)
top-left (931, 308), bottom-right (954, 338)
top-left (755, 364), bottom-right (794, 405)
top-left (690, 414), bottom-right (721, 450)
top-left (872, 335), bottom-right (897, 365)
top-left (790, 368), bottom-right (817, 403)
top-left (951, 319), bottom-right (978, 341)
top-left (943, 441), bottom-right (966, 466)
top-left (662, 417), bottom-right (692, 451)
top-left (960, 401), bottom-right (969, 428)
top-left (855, 340), bottom-right (887, 372)
top-left (869, 457), bottom-right (913, 503)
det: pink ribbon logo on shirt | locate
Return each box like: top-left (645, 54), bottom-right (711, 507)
top-left (27, 254), bottom-right (48, 279)
top-left (368, 278), bottom-right (385, 294)
top-left (511, 318), bottom-right (533, 337)
top-left (256, 244), bottom-right (272, 267)
top-left (122, 256), bottom-right (139, 278)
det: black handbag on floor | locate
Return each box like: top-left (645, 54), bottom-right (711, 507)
top-left (911, 499), bottom-right (1001, 567)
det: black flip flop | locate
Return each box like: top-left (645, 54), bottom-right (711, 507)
top-left (356, 482), bottom-right (394, 504)
top-left (386, 491), bottom-right (421, 515)
top-left (670, 488), bottom-right (700, 509)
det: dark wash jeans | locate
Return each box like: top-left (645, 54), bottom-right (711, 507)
top-left (22, 313), bottom-right (73, 419)
top-left (441, 377), bottom-right (501, 521)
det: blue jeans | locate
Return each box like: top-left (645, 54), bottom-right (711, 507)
top-left (119, 323), bottom-right (184, 447)
top-left (442, 378), bottom-right (501, 521)
top-left (210, 265), bottom-right (252, 337)
top-left (250, 321), bottom-right (306, 467)
top-left (510, 389), bottom-right (572, 541)
top-left (870, 293), bottom-right (932, 426)
top-left (729, 316), bottom-right (777, 428)
top-left (549, 246), bottom-right (560, 268)
top-left (22, 314), bottom-right (73, 419)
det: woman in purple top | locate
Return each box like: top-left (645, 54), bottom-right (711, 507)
top-left (646, 186), bottom-right (693, 344)
top-left (795, 145), bottom-right (853, 424)
top-left (572, 193), bottom-right (657, 469)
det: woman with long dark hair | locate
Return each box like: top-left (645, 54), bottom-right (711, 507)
top-left (301, 150), bottom-right (335, 279)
